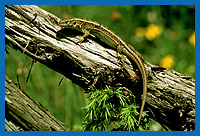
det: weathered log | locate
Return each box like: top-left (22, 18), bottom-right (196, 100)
top-left (5, 5), bottom-right (195, 131)
top-left (5, 75), bottom-right (69, 131)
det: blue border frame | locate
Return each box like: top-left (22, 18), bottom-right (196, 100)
top-left (1, 0), bottom-right (199, 135)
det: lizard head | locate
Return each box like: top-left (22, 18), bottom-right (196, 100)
top-left (59, 19), bottom-right (76, 27)
top-left (59, 18), bottom-right (85, 29)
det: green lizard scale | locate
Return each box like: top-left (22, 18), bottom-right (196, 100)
top-left (59, 18), bottom-right (147, 125)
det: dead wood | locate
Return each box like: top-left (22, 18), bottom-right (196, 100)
top-left (5, 5), bottom-right (195, 131)
top-left (5, 75), bottom-right (69, 131)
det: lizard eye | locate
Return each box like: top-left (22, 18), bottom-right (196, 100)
top-left (72, 21), bottom-right (76, 26)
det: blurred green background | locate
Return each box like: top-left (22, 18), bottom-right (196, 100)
top-left (5, 5), bottom-right (195, 131)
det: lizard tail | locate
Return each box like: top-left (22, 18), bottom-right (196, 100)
top-left (138, 87), bottom-right (147, 125)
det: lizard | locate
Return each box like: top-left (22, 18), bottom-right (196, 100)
top-left (58, 18), bottom-right (147, 125)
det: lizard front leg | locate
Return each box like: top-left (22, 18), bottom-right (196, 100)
top-left (77, 29), bottom-right (91, 43)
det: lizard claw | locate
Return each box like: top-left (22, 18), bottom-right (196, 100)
top-left (76, 36), bottom-right (85, 43)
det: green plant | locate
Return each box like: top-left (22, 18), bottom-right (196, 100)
top-left (82, 87), bottom-right (149, 131)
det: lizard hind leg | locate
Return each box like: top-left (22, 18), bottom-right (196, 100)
top-left (116, 44), bottom-right (123, 54)
top-left (116, 49), bottom-right (138, 82)
top-left (116, 44), bottom-right (124, 61)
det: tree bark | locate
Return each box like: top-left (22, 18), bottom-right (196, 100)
top-left (5, 75), bottom-right (69, 131)
top-left (5, 5), bottom-right (195, 131)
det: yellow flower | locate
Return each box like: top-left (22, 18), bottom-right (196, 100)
top-left (135, 27), bottom-right (146, 37)
top-left (189, 31), bottom-right (195, 46)
top-left (145, 24), bottom-right (163, 41)
top-left (160, 55), bottom-right (174, 69)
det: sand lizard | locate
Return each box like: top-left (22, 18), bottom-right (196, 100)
top-left (59, 18), bottom-right (147, 125)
